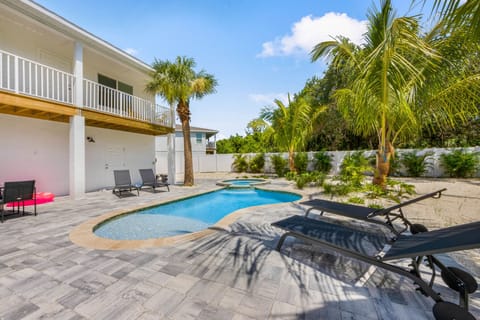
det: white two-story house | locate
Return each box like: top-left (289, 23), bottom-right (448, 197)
top-left (0, 0), bottom-right (174, 198)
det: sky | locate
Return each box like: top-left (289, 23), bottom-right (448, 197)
top-left (35, 0), bottom-right (428, 140)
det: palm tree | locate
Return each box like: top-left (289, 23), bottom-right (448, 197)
top-left (311, 0), bottom-right (480, 187)
top-left (146, 56), bottom-right (217, 186)
top-left (261, 95), bottom-right (322, 171)
top-left (419, 0), bottom-right (480, 41)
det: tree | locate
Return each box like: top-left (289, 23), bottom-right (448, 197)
top-left (261, 95), bottom-right (322, 171)
top-left (311, 0), bottom-right (480, 187)
top-left (424, 0), bottom-right (480, 41)
top-left (146, 56), bottom-right (217, 186)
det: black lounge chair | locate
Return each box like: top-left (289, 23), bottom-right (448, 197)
top-left (0, 180), bottom-right (36, 222)
top-left (301, 188), bottom-right (446, 236)
top-left (113, 170), bottom-right (139, 196)
top-left (139, 169), bottom-right (170, 192)
top-left (272, 215), bottom-right (480, 320)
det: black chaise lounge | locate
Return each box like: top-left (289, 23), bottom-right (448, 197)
top-left (0, 180), bottom-right (36, 222)
top-left (301, 188), bottom-right (446, 236)
top-left (113, 170), bottom-right (139, 196)
top-left (139, 169), bottom-right (170, 192)
top-left (272, 215), bottom-right (480, 320)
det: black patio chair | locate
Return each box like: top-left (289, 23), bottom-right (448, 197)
top-left (139, 169), bottom-right (170, 192)
top-left (301, 188), bottom-right (446, 236)
top-left (113, 170), bottom-right (139, 196)
top-left (0, 180), bottom-right (36, 222)
top-left (272, 215), bottom-right (479, 320)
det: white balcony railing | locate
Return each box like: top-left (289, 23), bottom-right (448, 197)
top-left (0, 49), bottom-right (172, 128)
top-left (83, 79), bottom-right (171, 126)
top-left (0, 49), bottom-right (74, 104)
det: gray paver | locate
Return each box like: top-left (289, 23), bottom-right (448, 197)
top-left (0, 176), bottom-right (478, 319)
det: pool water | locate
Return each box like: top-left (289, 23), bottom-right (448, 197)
top-left (217, 178), bottom-right (269, 187)
top-left (94, 188), bottom-right (300, 240)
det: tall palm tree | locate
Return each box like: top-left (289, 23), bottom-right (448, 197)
top-left (261, 95), bottom-right (322, 171)
top-left (312, 0), bottom-right (480, 187)
top-left (146, 56), bottom-right (217, 186)
top-left (420, 0), bottom-right (480, 41)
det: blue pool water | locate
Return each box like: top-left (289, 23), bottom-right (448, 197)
top-left (223, 179), bottom-right (265, 186)
top-left (94, 188), bottom-right (300, 240)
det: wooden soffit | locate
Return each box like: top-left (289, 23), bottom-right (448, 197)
top-left (0, 90), bottom-right (76, 123)
top-left (82, 109), bottom-right (174, 136)
top-left (0, 90), bottom-right (174, 135)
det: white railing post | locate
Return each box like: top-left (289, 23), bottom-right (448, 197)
top-left (13, 55), bottom-right (19, 94)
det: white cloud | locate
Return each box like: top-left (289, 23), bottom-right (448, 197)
top-left (248, 93), bottom-right (289, 106)
top-left (258, 12), bottom-right (367, 58)
top-left (124, 48), bottom-right (139, 56)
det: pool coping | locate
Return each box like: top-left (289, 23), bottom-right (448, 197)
top-left (216, 178), bottom-right (270, 187)
top-left (69, 187), bottom-right (303, 250)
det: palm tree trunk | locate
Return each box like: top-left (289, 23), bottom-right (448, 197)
top-left (373, 141), bottom-right (394, 187)
top-left (288, 150), bottom-right (295, 172)
top-left (177, 102), bottom-right (194, 186)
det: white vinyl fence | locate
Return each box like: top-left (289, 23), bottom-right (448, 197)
top-left (165, 147), bottom-right (480, 178)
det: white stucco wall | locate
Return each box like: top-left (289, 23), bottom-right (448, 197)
top-left (0, 114), bottom-right (69, 196)
top-left (0, 114), bottom-right (156, 195)
top-left (85, 127), bottom-right (156, 192)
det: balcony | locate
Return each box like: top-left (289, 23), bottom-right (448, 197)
top-left (0, 49), bottom-right (173, 134)
top-left (206, 141), bottom-right (216, 154)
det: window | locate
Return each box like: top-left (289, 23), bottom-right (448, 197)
top-left (196, 133), bottom-right (203, 144)
top-left (97, 74), bottom-right (133, 110)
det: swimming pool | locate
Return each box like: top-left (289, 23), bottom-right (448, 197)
top-left (94, 188), bottom-right (300, 240)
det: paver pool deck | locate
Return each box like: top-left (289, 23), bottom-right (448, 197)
top-left (0, 174), bottom-right (479, 319)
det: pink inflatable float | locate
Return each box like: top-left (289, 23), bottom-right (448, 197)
top-left (6, 192), bottom-right (54, 207)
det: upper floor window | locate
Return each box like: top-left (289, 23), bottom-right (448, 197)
top-left (98, 74), bottom-right (133, 109)
top-left (196, 133), bottom-right (203, 144)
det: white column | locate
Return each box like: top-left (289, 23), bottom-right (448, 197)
top-left (70, 42), bottom-right (85, 198)
top-left (69, 114), bottom-right (85, 198)
top-left (167, 132), bottom-right (176, 185)
top-left (73, 42), bottom-right (83, 107)
top-left (166, 104), bottom-right (176, 184)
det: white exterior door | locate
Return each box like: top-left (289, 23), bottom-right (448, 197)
top-left (105, 146), bottom-right (125, 186)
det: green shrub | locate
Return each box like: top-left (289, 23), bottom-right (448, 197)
top-left (294, 152), bottom-right (309, 174)
top-left (295, 173), bottom-right (309, 189)
top-left (348, 197), bottom-right (365, 204)
top-left (314, 151), bottom-right (333, 174)
top-left (270, 154), bottom-right (288, 177)
top-left (440, 149), bottom-right (479, 178)
top-left (249, 153), bottom-right (265, 173)
top-left (232, 154), bottom-right (248, 172)
top-left (401, 151), bottom-right (433, 177)
top-left (285, 171), bottom-right (297, 181)
top-left (322, 182), bottom-right (354, 196)
top-left (339, 152), bottom-right (371, 187)
top-left (388, 155), bottom-right (402, 176)
top-left (294, 171), bottom-right (326, 189)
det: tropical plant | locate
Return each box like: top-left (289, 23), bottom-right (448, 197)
top-left (294, 171), bottom-right (326, 189)
top-left (311, 0), bottom-right (480, 187)
top-left (313, 151), bottom-right (333, 174)
top-left (232, 154), bottom-right (248, 173)
top-left (400, 151), bottom-right (434, 177)
top-left (270, 154), bottom-right (288, 177)
top-left (261, 95), bottom-right (323, 172)
top-left (424, 0), bottom-right (480, 41)
top-left (146, 56), bottom-right (217, 186)
top-left (440, 150), bottom-right (479, 178)
top-left (248, 153), bottom-right (265, 173)
top-left (294, 152), bottom-right (309, 174)
top-left (339, 152), bottom-right (371, 187)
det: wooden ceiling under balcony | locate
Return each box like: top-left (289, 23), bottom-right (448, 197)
top-left (0, 91), bottom-right (173, 135)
